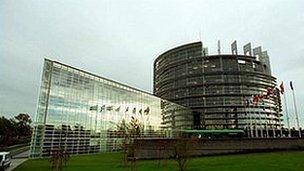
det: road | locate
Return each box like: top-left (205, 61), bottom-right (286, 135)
top-left (6, 150), bottom-right (29, 171)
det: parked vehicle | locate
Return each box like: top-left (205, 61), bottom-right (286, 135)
top-left (0, 152), bottom-right (11, 171)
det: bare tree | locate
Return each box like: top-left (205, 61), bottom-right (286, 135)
top-left (117, 119), bottom-right (130, 166)
top-left (171, 137), bottom-right (198, 171)
top-left (116, 117), bottom-right (141, 170)
top-left (128, 116), bottom-right (141, 171)
top-left (49, 148), bottom-right (70, 171)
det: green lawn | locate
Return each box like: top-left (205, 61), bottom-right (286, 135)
top-left (14, 151), bottom-right (304, 171)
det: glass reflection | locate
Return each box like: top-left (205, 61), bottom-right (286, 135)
top-left (30, 59), bottom-right (192, 157)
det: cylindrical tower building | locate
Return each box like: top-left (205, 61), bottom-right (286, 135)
top-left (154, 41), bottom-right (282, 132)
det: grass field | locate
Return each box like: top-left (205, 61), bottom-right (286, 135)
top-left (14, 151), bottom-right (304, 171)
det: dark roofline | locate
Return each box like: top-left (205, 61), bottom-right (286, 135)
top-left (153, 41), bottom-right (272, 65)
top-left (154, 41), bottom-right (202, 66)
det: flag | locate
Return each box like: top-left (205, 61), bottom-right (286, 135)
top-left (279, 82), bottom-right (284, 94)
top-left (100, 105), bottom-right (105, 112)
top-left (106, 106), bottom-right (113, 111)
top-left (89, 105), bottom-right (98, 111)
top-left (290, 81), bottom-right (294, 90)
top-left (252, 94), bottom-right (260, 105)
top-left (274, 87), bottom-right (281, 96)
top-left (266, 87), bottom-right (274, 97)
top-left (132, 107), bottom-right (136, 114)
top-left (258, 94), bottom-right (264, 99)
top-left (144, 107), bottom-right (150, 115)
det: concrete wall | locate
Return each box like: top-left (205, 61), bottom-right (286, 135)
top-left (134, 138), bottom-right (304, 159)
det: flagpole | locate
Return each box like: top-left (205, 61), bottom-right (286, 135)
top-left (263, 102), bottom-right (269, 138)
top-left (279, 115), bottom-right (283, 137)
top-left (255, 117), bottom-right (258, 138)
top-left (266, 119), bottom-right (269, 138)
top-left (250, 108), bottom-right (253, 138)
top-left (283, 93), bottom-right (291, 137)
top-left (291, 84), bottom-right (301, 138)
top-left (258, 107), bottom-right (263, 138)
top-left (247, 116), bottom-right (250, 138)
top-left (251, 101), bottom-right (258, 138)
top-left (243, 97), bottom-right (251, 138)
top-left (279, 113), bottom-right (283, 138)
top-left (95, 106), bottom-right (98, 132)
top-left (275, 88), bottom-right (282, 138)
top-left (244, 100), bottom-right (250, 138)
top-left (278, 109), bottom-right (283, 137)
top-left (271, 114), bottom-right (275, 138)
top-left (254, 105), bottom-right (258, 138)
top-left (248, 96), bottom-right (254, 138)
top-left (247, 101), bottom-right (254, 138)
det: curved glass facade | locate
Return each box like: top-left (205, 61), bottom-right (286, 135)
top-left (30, 59), bottom-right (192, 157)
top-left (154, 42), bottom-right (283, 131)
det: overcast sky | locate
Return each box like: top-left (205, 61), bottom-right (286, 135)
top-left (1, 0), bottom-right (304, 127)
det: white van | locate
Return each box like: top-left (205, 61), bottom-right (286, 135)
top-left (0, 152), bottom-right (11, 171)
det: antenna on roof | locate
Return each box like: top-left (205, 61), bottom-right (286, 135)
top-left (243, 42), bottom-right (252, 56)
top-left (200, 28), bottom-right (204, 55)
top-left (231, 40), bottom-right (238, 55)
top-left (217, 40), bottom-right (221, 55)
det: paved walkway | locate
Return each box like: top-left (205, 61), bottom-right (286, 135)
top-left (7, 150), bottom-right (29, 171)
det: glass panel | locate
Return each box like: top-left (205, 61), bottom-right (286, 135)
top-left (30, 59), bottom-right (192, 157)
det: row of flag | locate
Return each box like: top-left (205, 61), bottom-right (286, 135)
top-left (89, 105), bottom-right (150, 115)
top-left (280, 81), bottom-right (295, 92)
top-left (244, 87), bottom-right (279, 107)
top-left (244, 81), bottom-right (294, 107)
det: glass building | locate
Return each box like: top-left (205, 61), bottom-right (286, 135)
top-left (30, 59), bottom-right (192, 158)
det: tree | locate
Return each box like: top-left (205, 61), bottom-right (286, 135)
top-left (15, 113), bottom-right (31, 124)
top-left (0, 113), bottom-right (32, 147)
top-left (130, 116), bottom-right (141, 138)
top-left (49, 148), bottom-right (70, 171)
top-left (0, 117), bottom-right (17, 146)
top-left (171, 137), bottom-right (198, 171)
top-left (14, 113), bottom-right (32, 137)
top-left (116, 119), bottom-right (130, 166)
top-left (128, 116), bottom-right (141, 171)
top-left (116, 117), bottom-right (142, 170)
